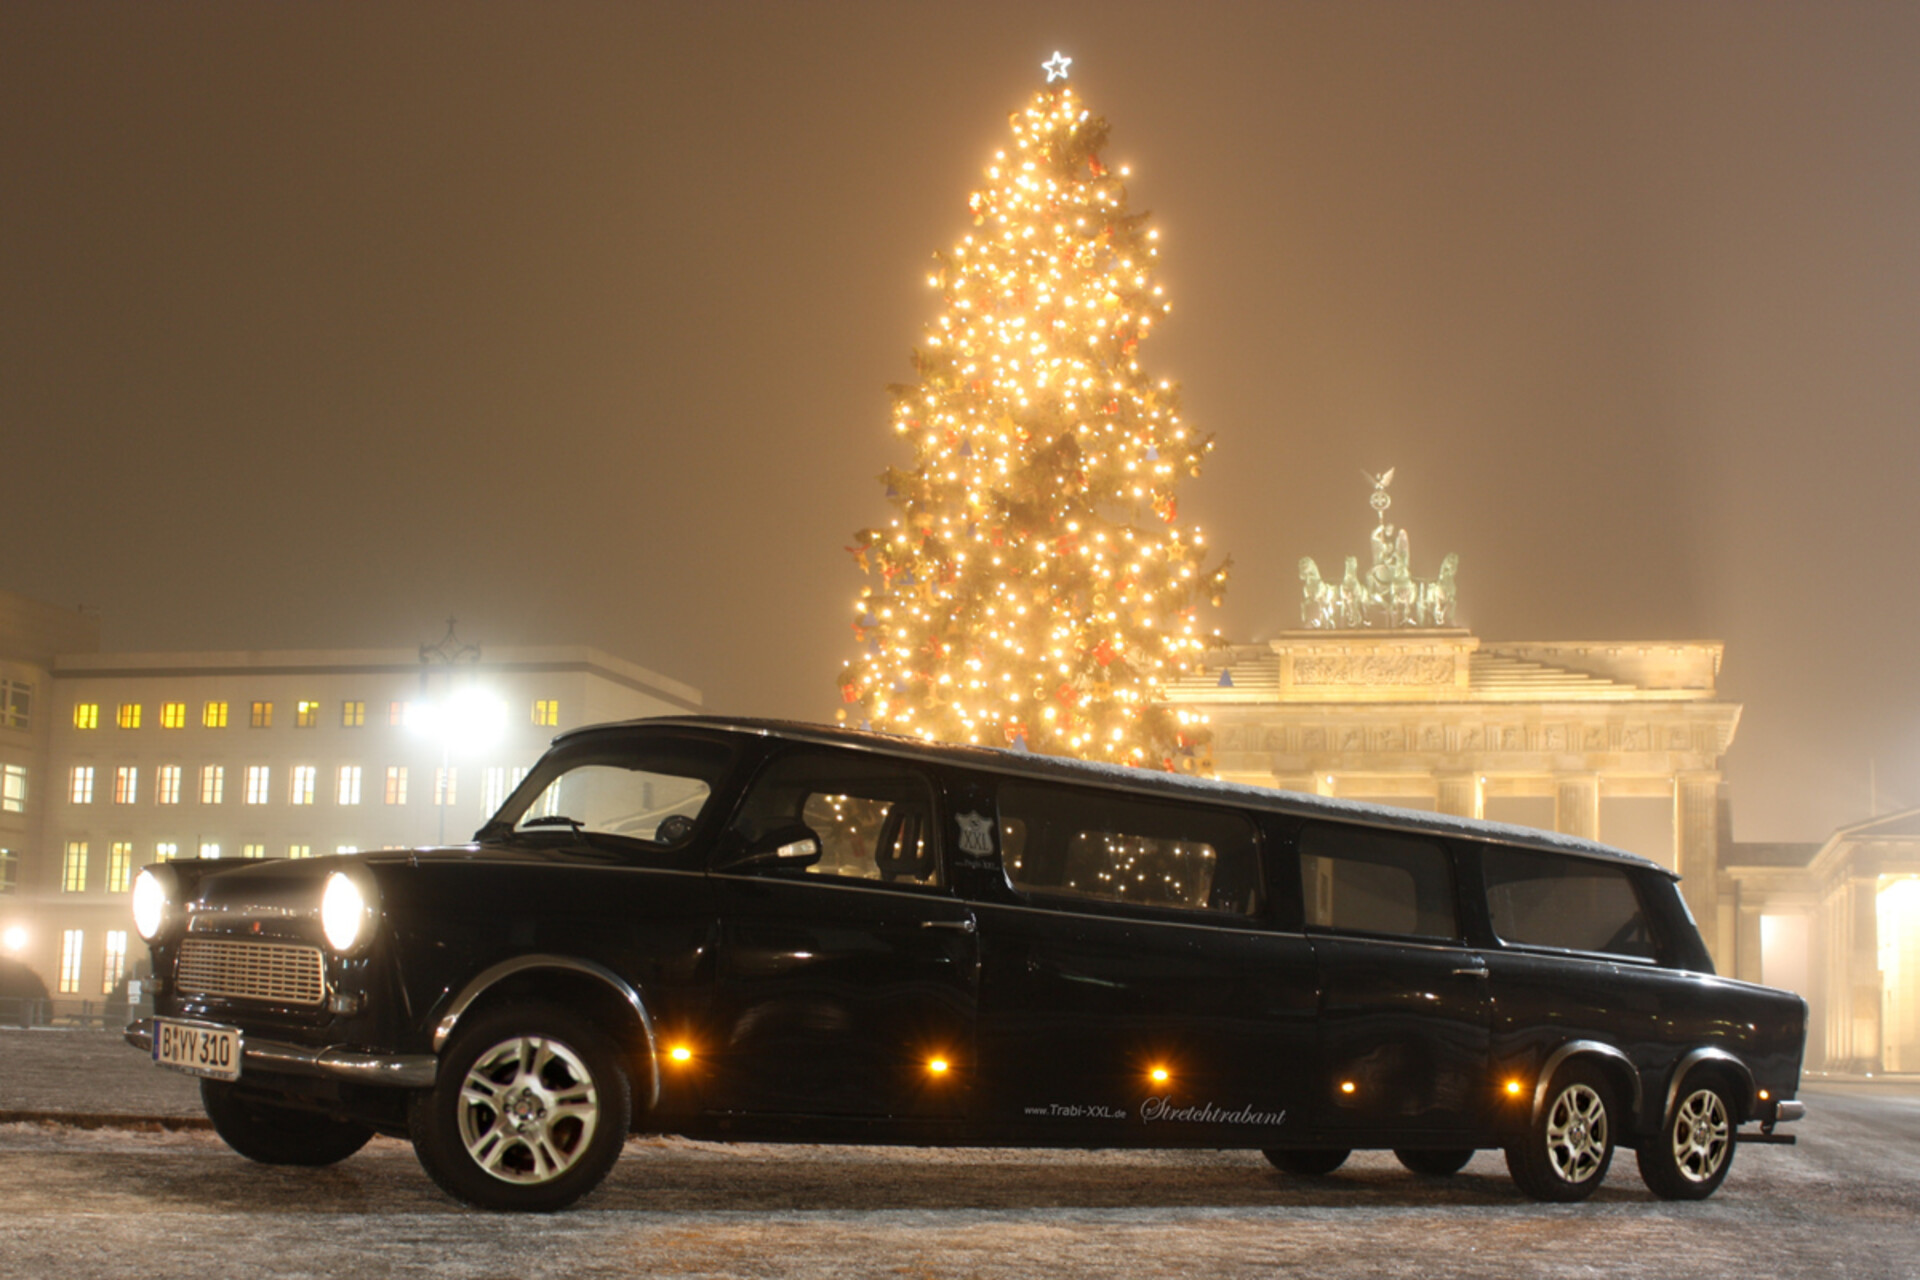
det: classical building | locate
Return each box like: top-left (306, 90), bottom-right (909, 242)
top-left (1724, 809), bottom-right (1920, 1073)
top-left (0, 589), bottom-right (700, 1015)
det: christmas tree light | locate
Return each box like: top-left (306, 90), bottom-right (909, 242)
top-left (839, 55), bottom-right (1228, 770)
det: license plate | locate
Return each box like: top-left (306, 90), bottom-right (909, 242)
top-left (152, 1018), bottom-right (243, 1082)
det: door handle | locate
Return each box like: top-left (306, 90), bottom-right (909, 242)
top-left (921, 918), bottom-right (977, 933)
top-left (1451, 966), bottom-right (1489, 978)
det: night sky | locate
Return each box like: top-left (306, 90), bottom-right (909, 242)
top-left (4, 3), bottom-right (1916, 842)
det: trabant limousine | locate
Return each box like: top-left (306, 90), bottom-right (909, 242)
top-left (126, 717), bottom-right (1806, 1211)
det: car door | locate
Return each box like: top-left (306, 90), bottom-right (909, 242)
top-left (706, 745), bottom-right (978, 1121)
top-left (1299, 822), bottom-right (1493, 1140)
top-left (967, 779), bottom-right (1318, 1144)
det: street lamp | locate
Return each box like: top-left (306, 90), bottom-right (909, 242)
top-left (413, 620), bottom-right (506, 845)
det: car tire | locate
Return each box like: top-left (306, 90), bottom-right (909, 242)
top-left (1505, 1062), bottom-right (1615, 1202)
top-left (1395, 1147), bottom-right (1475, 1177)
top-left (200, 1079), bottom-right (375, 1167)
top-left (409, 1003), bottom-right (632, 1212)
top-left (1262, 1147), bottom-right (1351, 1176)
top-left (1636, 1080), bottom-right (1736, 1200)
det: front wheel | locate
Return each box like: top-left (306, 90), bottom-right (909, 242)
top-left (1263, 1147), bottom-right (1351, 1176)
top-left (1505, 1062), bottom-right (1615, 1201)
top-left (200, 1079), bottom-right (374, 1167)
top-left (1637, 1082), bottom-right (1736, 1200)
top-left (409, 1004), bottom-right (632, 1212)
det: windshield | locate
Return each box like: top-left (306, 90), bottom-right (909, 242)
top-left (491, 733), bottom-right (737, 849)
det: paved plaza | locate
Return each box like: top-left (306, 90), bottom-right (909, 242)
top-left (1, 1029), bottom-right (1915, 1278)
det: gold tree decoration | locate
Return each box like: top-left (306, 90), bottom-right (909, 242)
top-left (839, 54), bottom-right (1228, 769)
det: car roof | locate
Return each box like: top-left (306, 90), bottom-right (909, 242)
top-left (553, 715), bottom-right (1671, 876)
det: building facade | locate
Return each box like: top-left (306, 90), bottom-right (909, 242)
top-left (0, 590), bottom-right (701, 1013)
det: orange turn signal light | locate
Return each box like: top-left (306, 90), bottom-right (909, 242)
top-left (667, 1045), bottom-right (694, 1064)
top-left (1149, 1066), bottom-right (1171, 1084)
top-left (928, 1057), bottom-right (951, 1075)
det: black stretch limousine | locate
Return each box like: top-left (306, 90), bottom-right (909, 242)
top-left (127, 717), bottom-right (1805, 1211)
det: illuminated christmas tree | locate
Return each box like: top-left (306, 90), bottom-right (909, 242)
top-left (839, 54), bottom-right (1228, 769)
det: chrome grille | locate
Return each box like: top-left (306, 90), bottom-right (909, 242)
top-left (177, 939), bottom-right (326, 1006)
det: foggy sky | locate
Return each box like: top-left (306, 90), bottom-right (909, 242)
top-left (4, 2), bottom-right (1916, 841)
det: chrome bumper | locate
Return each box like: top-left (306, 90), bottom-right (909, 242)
top-left (125, 1017), bottom-right (438, 1088)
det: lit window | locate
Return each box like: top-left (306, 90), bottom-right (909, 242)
top-left (342, 700), bottom-right (365, 728)
top-left (0, 847), bottom-right (16, 893)
top-left (199, 765), bottom-right (225, 805)
top-left (202, 701), bottom-right (229, 729)
top-left (289, 766), bottom-right (316, 805)
top-left (245, 766), bottom-right (270, 805)
top-left (70, 766), bottom-right (94, 805)
top-left (250, 701), bottom-right (272, 729)
top-left (337, 765), bottom-right (362, 806)
top-left (114, 765), bottom-right (139, 805)
top-left (62, 842), bottom-right (88, 892)
top-left (483, 766), bottom-right (507, 811)
top-left (288, 844), bottom-right (311, 860)
top-left (102, 931), bottom-right (128, 994)
top-left (296, 701), bottom-right (319, 728)
top-left (511, 765), bottom-right (529, 789)
top-left (2, 764), bottom-right (25, 813)
top-left (73, 703), bottom-right (99, 730)
top-left (160, 702), bottom-right (187, 729)
top-left (107, 843), bottom-right (133, 894)
top-left (156, 765), bottom-right (181, 805)
top-left (59, 930), bottom-right (83, 994)
top-left (198, 842), bottom-right (220, 859)
top-left (0, 680), bottom-right (30, 729)
top-left (385, 766), bottom-right (408, 805)
top-left (117, 703), bottom-right (142, 730)
top-left (388, 700), bottom-right (410, 726)
top-left (242, 843), bottom-right (265, 860)
top-left (533, 699), bottom-right (559, 727)
top-left (435, 767), bottom-right (457, 807)
top-left (155, 842), bottom-right (178, 862)
top-left (335, 845), bottom-right (358, 855)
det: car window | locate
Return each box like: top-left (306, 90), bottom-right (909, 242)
top-left (1482, 845), bottom-right (1656, 958)
top-left (503, 735), bottom-right (734, 847)
top-left (1299, 823), bottom-right (1457, 940)
top-left (728, 748), bottom-right (941, 886)
top-left (999, 782), bottom-right (1262, 917)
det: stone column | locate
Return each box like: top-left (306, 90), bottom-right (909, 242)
top-left (1674, 772), bottom-right (1721, 957)
top-left (1846, 877), bottom-right (1883, 1073)
top-left (1554, 773), bottom-right (1601, 841)
top-left (1435, 773), bottom-right (1483, 820)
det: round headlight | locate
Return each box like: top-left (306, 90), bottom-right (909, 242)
top-left (132, 869), bottom-right (169, 941)
top-left (321, 872), bottom-right (369, 952)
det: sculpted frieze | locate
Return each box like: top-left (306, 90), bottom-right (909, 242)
top-left (1292, 654), bottom-right (1456, 686)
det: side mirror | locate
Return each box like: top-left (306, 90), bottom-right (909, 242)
top-left (730, 824), bottom-right (823, 871)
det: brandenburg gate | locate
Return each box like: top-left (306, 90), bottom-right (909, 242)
top-left (1163, 471), bottom-right (1743, 965)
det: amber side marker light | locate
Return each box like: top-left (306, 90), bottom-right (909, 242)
top-left (1758, 1089), bottom-right (1771, 1102)
top-left (1504, 1080), bottom-right (1525, 1098)
top-left (667, 1045), bottom-right (694, 1064)
top-left (1339, 1081), bottom-right (1357, 1095)
top-left (1149, 1067), bottom-right (1171, 1085)
top-left (927, 1058), bottom-right (951, 1076)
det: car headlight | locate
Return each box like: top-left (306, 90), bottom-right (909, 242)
top-left (320, 871), bottom-right (376, 953)
top-left (132, 868), bottom-right (173, 941)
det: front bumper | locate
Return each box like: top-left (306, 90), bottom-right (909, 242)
top-left (125, 1017), bottom-right (438, 1089)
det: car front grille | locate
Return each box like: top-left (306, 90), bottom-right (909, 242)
top-left (177, 939), bottom-right (327, 1006)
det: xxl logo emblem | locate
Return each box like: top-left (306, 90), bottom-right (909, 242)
top-left (955, 811), bottom-right (996, 857)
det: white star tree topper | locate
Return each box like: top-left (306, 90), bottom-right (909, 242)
top-left (1042, 51), bottom-right (1072, 82)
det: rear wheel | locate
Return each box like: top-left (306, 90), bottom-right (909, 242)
top-left (1637, 1081), bottom-right (1736, 1200)
top-left (1262, 1147), bottom-right (1351, 1176)
top-left (200, 1079), bottom-right (374, 1167)
top-left (409, 1004), bottom-right (632, 1212)
top-left (1395, 1147), bottom-right (1475, 1177)
top-left (1506, 1062), bottom-right (1615, 1201)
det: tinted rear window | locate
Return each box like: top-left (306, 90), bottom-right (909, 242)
top-left (1299, 823), bottom-right (1457, 940)
top-left (1482, 845), bottom-right (1655, 959)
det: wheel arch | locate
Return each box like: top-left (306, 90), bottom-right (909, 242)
top-left (1663, 1048), bottom-right (1757, 1126)
top-left (432, 955), bottom-right (661, 1112)
top-left (1533, 1040), bottom-right (1643, 1128)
